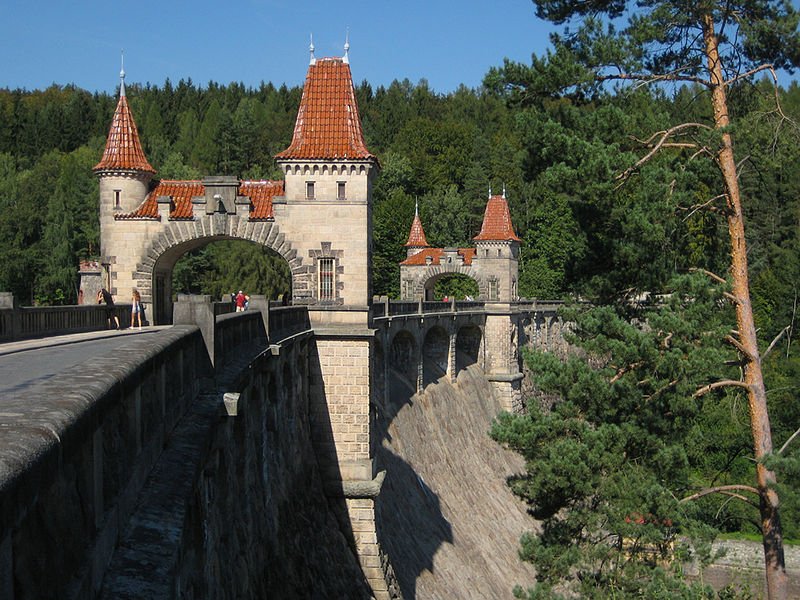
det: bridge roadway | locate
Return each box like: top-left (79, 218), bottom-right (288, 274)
top-left (0, 327), bottom-right (169, 398)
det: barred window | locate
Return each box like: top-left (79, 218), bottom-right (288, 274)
top-left (488, 279), bottom-right (499, 300)
top-left (402, 279), bottom-right (414, 299)
top-left (319, 258), bottom-right (335, 301)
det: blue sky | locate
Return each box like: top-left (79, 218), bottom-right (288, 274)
top-left (0, 0), bottom-right (558, 94)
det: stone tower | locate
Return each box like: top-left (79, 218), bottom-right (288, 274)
top-left (472, 191), bottom-right (520, 302)
top-left (274, 48), bottom-right (379, 315)
top-left (92, 64), bottom-right (155, 295)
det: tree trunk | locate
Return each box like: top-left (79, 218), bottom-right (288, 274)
top-left (702, 12), bottom-right (788, 600)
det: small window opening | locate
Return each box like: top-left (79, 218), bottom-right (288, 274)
top-left (337, 182), bottom-right (346, 200)
top-left (319, 257), bottom-right (334, 301)
top-left (114, 189), bottom-right (121, 209)
top-left (488, 279), bottom-right (499, 300)
top-left (306, 181), bottom-right (315, 199)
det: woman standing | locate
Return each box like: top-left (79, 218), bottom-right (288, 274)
top-left (131, 289), bottom-right (143, 329)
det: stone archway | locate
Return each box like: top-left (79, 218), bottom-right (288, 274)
top-left (422, 325), bottom-right (450, 387)
top-left (413, 266), bottom-right (484, 301)
top-left (133, 215), bottom-right (305, 324)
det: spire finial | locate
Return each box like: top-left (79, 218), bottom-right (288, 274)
top-left (415, 197), bottom-right (419, 216)
top-left (502, 183), bottom-right (506, 199)
top-left (119, 49), bottom-right (126, 97)
top-left (309, 34), bottom-right (316, 65)
top-left (488, 185), bottom-right (492, 198)
top-left (343, 29), bottom-right (350, 64)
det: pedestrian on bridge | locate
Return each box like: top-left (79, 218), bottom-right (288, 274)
top-left (97, 288), bottom-right (120, 330)
top-left (235, 290), bottom-right (248, 312)
top-left (131, 289), bottom-right (143, 330)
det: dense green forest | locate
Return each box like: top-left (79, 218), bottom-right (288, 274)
top-left (0, 38), bottom-right (798, 596)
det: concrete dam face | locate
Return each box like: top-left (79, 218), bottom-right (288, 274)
top-left (375, 362), bottom-right (537, 599)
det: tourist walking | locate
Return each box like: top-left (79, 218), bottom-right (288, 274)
top-left (235, 290), bottom-right (247, 312)
top-left (131, 289), bottom-right (143, 329)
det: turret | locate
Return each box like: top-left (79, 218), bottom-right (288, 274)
top-left (473, 189), bottom-right (520, 301)
top-left (93, 58), bottom-right (155, 220)
top-left (404, 200), bottom-right (429, 258)
top-left (274, 40), bottom-right (379, 307)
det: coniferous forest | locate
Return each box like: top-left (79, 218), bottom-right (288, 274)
top-left (1, 5), bottom-right (799, 594)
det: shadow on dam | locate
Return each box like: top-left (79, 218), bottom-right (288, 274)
top-left (374, 356), bottom-right (538, 599)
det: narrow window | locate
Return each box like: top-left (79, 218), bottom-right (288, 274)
top-left (337, 181), bottom-right (346, 200)
top-left (319, 258), bottom-right (334, 301)
top-left (306, 181), bottom-right (315, 199)
top-left (488, 279), bottom-right (499, 300)
top-left (114, 189), bottom-right (121, 209)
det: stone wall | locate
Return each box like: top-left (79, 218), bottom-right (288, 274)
top-left (99, 330), bottom-right (374, 599)
top-left (0, 326), bottom-right (207, 599)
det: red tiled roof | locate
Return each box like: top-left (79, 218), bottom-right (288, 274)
top-left (473, 195), bottom-right (521, 242)
top-left (400, 248), bottom-right (476, 266)
top-left (239, 180), bottom-right (284, 220)
top-left (405, 213), bottom-right (429, 247)
top-left (115, 180), bottom-right (283, 221)
top-left (93, 95), bottom-right (155, 174)
top-left (275, 58), bottom-right (374, 161)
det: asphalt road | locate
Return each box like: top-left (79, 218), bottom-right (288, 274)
top-left (0, 329), bottom-right (165, 398)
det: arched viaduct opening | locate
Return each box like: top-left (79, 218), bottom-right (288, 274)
top-left (422, 272), bottom-right (480, 301)
top-left (390, 330), bottom-right (419, 394)
top-left (422, 326), bottom-right (449, 387)
top-left (455, 324), bottom-right (482, 373)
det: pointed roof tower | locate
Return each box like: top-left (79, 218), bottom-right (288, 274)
top-left (405, 200), bottom-right (430, 248)
top-left (474, 192), bottom-right (521, 242)
top-left (275, 52), bottom-right (374, 161)
top-left (93, 57), bottom-right (155, 174)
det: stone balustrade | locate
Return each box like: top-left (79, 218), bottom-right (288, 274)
top-left (0, 292), bottom-right (131, 343)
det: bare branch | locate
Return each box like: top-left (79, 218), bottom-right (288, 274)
top-left (680, 484), bottom-right (760, 504)
top-left (778, 427), bottom-right (800, 456)
top-left (680, 194), bottom-right (727, 221)
top-left (762, 325), bottom-right (791, 361)
top-left (725, 334), bottom-right (754, 359)
top-left (609, 361), bottom-right (645, 384)
top-left (616, 123), bottom-right (714, 183)
top-left (723, 63), bottom-right (775, 87)
top-left (689, 267), bottom-right (727, 285)
top-left (693, 380), bottom-right (752, 398)
top-left (597, 70), bottom-right (711, 88)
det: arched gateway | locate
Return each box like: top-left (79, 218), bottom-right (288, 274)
top-left (399, 195), bottom-right (521, 301)
top-left (89, 53), bottom-right (378, 324)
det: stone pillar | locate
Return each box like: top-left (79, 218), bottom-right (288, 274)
top-left (448, 330), bottom-right (457, 383)
top-left (173, 294), bottom-right (215, 364)
top-left (483, 305), bottom-right (524, 413)
top-left (345, 497), bottom-right (392, 600)
top-left (311, 330), bottom-right (373, 483)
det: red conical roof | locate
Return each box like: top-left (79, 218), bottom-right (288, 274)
top-left (94, 94), bottom-right (155, 174)
top-left (405, 212), bottom-right (429, 247)
top-left (474, 195), bottom-right (521, 242)
top-left (275, 57), bottom-right (374, 161)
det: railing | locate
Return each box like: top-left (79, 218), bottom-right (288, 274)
top-left (0, 297), bottom-right (131, 342)
top-left (371, 297), bottom-right (564, 320)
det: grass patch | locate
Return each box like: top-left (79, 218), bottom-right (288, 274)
top-left (718, 532), bottom-right (799, 546)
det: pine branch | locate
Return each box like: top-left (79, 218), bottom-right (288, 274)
top-left (778, 427), bottom-right (800, 456)
top-left (680, 484), bottom-right (760, 505)
top-left (762, 325), bottom-right (790, 361)
top-left (693, 379), bottom-right (751, 398)
top-left (616, 123), bottom-right (714, 183)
